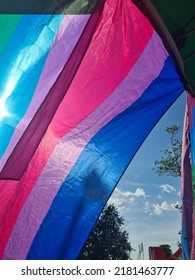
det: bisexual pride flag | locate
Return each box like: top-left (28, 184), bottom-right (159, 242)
top-left (0, 0), bottom-right (184, 259)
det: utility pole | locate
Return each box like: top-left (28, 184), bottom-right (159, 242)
top-left (137, 243), bottom-right (144, 260)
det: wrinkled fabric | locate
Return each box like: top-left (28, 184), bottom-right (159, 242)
top-left (182, 92), bottom-right (195, 259)
top-left (0, 14), bottom-right (90, 173)
top-left (0, 0), bottom-right (184, 260)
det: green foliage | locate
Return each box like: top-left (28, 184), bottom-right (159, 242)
top-left (78, 204), bottom-right (133, 260)
top-left (154, 125), bottom-right (183, 250)
top-left (159, 244), bottom-right (173, 258)
top-left (174, 203), bottom-right (182, 212)
top-left (153, 125), bottom-right (182, 177)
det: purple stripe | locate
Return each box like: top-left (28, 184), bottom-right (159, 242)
top-left (181, 93), bottom-right (195, 260)
top-left (0, 15), bottom-right (90, 172)
top-left (3, 31), bottom-right (168, 259)
top-left (187, 93), bottom-right (195, 260)
top-left (181, 105), bottom-right (193, 247)
top-left (0, 0), bottom-right (105, 180)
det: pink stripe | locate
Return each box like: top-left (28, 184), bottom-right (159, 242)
top-left (1, 0), bottom-right (153, 178)
top-left (0, 179), bottom-right (18, 258)
top-left (0, 15), bottom-right (90, 172)
top-left (50, 0), bottom-right (154, 137)
top-left (1, 4), bottom-right (103, 256)
top-left (187, 92), bottom-right (195, 129)
top-left (3, 31), bottom-right (168, 259)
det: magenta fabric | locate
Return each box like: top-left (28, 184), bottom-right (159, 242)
top-left (2, 31), bottom-right (169, 259)
top-left (0, 15), bottom-right (90, 173)
top-left (0, 0), bottom-right (105, 180)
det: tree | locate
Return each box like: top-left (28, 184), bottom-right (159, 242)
top-left (153, 125), bottom-right (182, 177)
top-left (153, 125), bottom-right (182, 248)
top-left (159, 244), bottom-right (173, 258)
top-left (78, 204), bottom-right (133, 260)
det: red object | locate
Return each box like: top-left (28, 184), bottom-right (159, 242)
top-left (168, 248), bottom-right (182, 260)
top-left (149, 246), bottom-right (167, 260)
top-left (149, 246), bottom-right (182, 260)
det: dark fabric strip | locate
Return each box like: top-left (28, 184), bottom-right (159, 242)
top-left (0, 0), bottom-right (98, 14)
top-left (0, 0), bottom-right (105, 180)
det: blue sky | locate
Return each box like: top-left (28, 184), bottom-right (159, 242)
top-left (108, 91), bottom-right (186, 259)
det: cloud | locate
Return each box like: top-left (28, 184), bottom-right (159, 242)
top-left (160, 184), bottom-right (176, 193)
top-left (177, 191), bottom-right (181, 196)
top-left (108, 187), bottom-right (146, 209)
top-left (128, 181), bottom-right (146, 187)
top-left (118, 179), bottom-right (147, 188)
top-left (134, 188), bottom-right (146, 197)
top-left (143, 201), bottom-right (151, 214)
top-left (152, 201), bottom-right (178, 215)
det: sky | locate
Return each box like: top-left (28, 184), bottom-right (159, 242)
top-left (108, 91), bottom-right (186, 260)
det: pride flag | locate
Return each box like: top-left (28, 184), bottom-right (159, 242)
top-left (181, 92), bottom-right (195, 260)
top-left (0, 0), bottom-right (184, 259)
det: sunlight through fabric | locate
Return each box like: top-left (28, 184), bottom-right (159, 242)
top-left (0, 0), bottom-right (187, 260)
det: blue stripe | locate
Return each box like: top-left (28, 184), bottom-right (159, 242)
top-left (0, 15), bottom-right (63, 158)
top-left (27, 56), bottom-right (184, 259)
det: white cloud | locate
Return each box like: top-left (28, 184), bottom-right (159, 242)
top-left (177, 191), bottom-right (181, 196)
top-left (134, 188), bottom-right (146, 197)
top-left (108, 187), bottom-right (146, 209)
top-left (143, 201), bottom-right (151, 214)
top-left (127, 181), bottom-right (147, 187)
top-left (152, 201), bottom-right (179, 215)
top-left (160, 184), bottom-right (176, 193)
top-left (118, 179), bottom-right (147, 189)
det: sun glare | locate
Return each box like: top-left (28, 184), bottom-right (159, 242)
top-left (0, 101), bottom-right (8, 119)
